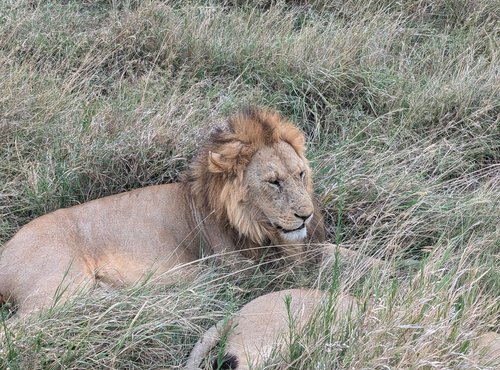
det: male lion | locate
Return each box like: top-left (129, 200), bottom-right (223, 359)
top-left (0, 108), bottom-right (325, 316)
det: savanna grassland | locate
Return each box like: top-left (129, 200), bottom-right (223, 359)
top-left (0, 0), bottom-right (499, 369)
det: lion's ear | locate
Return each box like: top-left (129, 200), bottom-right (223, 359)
top-left (208, 151), bottom-right (229, 173)
top-left (208, 141), bottom-right (254, 174)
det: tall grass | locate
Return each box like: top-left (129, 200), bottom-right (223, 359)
top-left (1, 0), bottom-right (498, 368)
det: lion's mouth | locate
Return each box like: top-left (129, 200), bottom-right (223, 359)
top-left (276, 223), bottom-right (306, 233)
top-left (275, 223), bottom-right (308, 242)
top-left (269, 214), bottom-right (312, 241)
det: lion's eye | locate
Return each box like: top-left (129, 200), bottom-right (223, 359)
top-left (268, 179), bottom-right (281, 189)
top-left (299, 171), bottom-right (305, 180)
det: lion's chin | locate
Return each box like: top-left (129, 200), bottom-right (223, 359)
top-left (280, 227), bottom-right (308, 242)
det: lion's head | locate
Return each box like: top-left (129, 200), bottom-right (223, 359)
top-left (187, 107), bottom-right (324, 257)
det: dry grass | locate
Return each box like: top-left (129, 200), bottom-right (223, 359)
top-left (1, 0), bottom-right (499, 369)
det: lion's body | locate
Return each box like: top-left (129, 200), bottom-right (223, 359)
top-left (185, 289), bottom-right (358, 370)
top-left (185, 289), bottom-right (500, 370)
top-left (0, 108), bottom-right (325, 315)
top-left (0, 184), bottom-right (201, 315)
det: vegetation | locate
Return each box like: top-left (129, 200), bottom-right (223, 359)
top-left (1, 0), bottom-right (498, 368)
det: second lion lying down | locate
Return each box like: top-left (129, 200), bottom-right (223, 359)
top-left (185, 289), bottom-right (359, 370)
top-left (184, 289), bottom-right (500, 370)
top-left (0, 108), bottom-right (325, 315)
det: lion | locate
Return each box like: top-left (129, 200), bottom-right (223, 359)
top-left (185, 289), bottom-right (500, 370)
top-left (184, 288), bottom-right (358, 370)
top-left (0, 107), bottom-right (326, 316)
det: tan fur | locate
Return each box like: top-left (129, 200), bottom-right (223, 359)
top-left (0, 108), bottom-right (325, 316)
top-left (185, 289), bottom-right (358, 370)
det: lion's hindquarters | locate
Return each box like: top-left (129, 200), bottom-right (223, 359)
top-left (225, 290), bottom-right (326, 368)
top-left (0, 235), bottom-right (95, 316)
top-left (186, 289), bottom-right (336, 370)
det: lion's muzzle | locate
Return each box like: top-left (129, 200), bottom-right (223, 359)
top-left (274, 214), bottom-right (313, 241)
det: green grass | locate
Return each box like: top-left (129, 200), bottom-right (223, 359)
top-left (1, 0), bottom-right (499, 368)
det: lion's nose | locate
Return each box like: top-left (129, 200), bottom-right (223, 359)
top-left (294, 212), bottom-right (312, 221)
